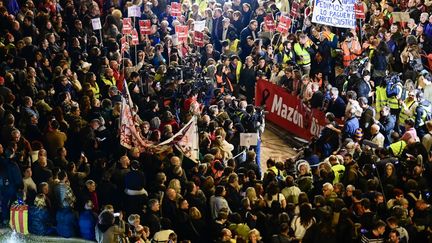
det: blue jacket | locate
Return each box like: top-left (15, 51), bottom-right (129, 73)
top-left (343, 117), bottom-right (360, 140)
top-left (29, 206), bottom-right (54, 235)
top-left (327, 96), bottom-right (346, 118)
top-left (56, 207), bottom-right (77, 238)
top-left (79, 210), bottom-right (98, 241)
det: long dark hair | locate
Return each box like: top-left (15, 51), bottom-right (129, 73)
top-left (299, 203), bottom-right (314, 227)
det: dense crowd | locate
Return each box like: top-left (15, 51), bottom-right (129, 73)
top-left (1, 0), bottom-right (432, 242)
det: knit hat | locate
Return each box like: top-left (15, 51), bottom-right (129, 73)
top-left (355, 128), bottom-right (363, 140)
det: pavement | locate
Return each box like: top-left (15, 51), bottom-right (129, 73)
top-left (260, 121), bottom-right (303, 172)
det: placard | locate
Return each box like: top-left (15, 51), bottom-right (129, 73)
top-left (276, 15), bottom-right (291, 34)
top-left (264, 15), bottom-right (276, 31)
top-left (354, 3), bottom-right (365, 20)
top-left (122, 18), bottom-right (132, 34)
top-left (128, 5), bottom-right (141, 17)
top-left (194, 31), bottom-right (204, 47)
top-left (120, 36), bottom-right (127, 53)
top-left (131, 29), bottom-right (139, 45)
top-left (194, 20), bottom-right (206, 32)
top-left (290, 1), bottom-right (300, 18)
top-left (312, 0), bottom-right (356, 29)
top-left (139, 20), bottom-right (151, 35)
top-left (171, 2), bottom-right (182, 17)
top-left (91, 18), bottom-right (102, 30)
top-left (175, 25), bottom-right (189, 43)
top-left (240, 133), bottom-right (258, 147)
top-left (391, 12), bottom-right (410, 22)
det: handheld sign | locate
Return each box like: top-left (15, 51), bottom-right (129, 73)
top-left (240, 133), bottom-right (258, 147)
top-left (290, 1), bottom-right (300, 18)
top-left (354, 3), bottom-right (365, 20)
top-left (128, 5), bottom-right (141, 18)
top-left (131, 29), bottom-right (139, 45)
top-left (120, 36), bottom-right (127, 53)
top-left (171, 2), bottom-right (182, 17)
top-left (276, 15), bottom-right (291, 34)
top-left (312, 0), bottom-right (356, 29)
top-left (175, 25), bottom-right (189, 43)
top-left (139, 20), bottom-right (151, 35)
top-left (194, 31), bottom-right (204, 47)
top-left (264, 15), bottom-right (276, 31)
top-left (194, 20), bottom-right (206, 32)
top-left (122, 18), bottom-right (132, 34)
top-left (91, 18), bottom-right (102, 30)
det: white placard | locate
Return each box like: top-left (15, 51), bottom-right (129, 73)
top-left (91, 18), bottom-right (102, 30)
top-left (128, 5), bottom-right (141, 17)
top-left (311, 0), bottom-right (356, 29)
top-left (194, 20), bottom-right (206, 32)
top-left (171, 34), bottom-right (179, 46)
top-left (240, 133), bottom-right (258, 147)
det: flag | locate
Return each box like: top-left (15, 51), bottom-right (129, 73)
top-left (159, 116), bottom-right (199, 163)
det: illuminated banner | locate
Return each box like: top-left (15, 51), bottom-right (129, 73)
top-left (312, 0), bottom-right (356, 29)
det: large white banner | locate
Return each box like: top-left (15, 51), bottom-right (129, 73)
top-left (311, 0), bottom-right (356, 29)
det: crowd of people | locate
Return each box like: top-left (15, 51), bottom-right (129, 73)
top-left (0, 0), bottom-right (432, 242)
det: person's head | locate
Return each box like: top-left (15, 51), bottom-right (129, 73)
top-left (404, 118), bottom-right (415, 130)
top-left (148, 198), bottom-right (160, 212)
top-left (381, 106), bottom-right (390, 116)
top-left (86, 180), bottom-right (96, 192)
top-left (322, 182), bottom-right (334, 197)
top-left (388, 229), bottom-right (400, 243)
top-left (248, 229), bottom-right (261, 242)
top-left (373, 220), bottom-right (387, 236)
top-left (330, 87), bottom-right (339, 100)
top-left (23, 166), bottom-right (32, 179)
top-left (371, 124), bottom-right (380, 135)
top-left (249, 20), bottom-right (258, 31)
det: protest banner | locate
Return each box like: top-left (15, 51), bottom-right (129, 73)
top-left (175, 25), bottom-right (189, 43)
top-left (91, 18), bottom-right (102, 30)
top-left (290, 1), bottom-right (300, 18)
top-left (255, 80), bottom-right (339, 140)
top-left (391, 12), bottom-right (410, 22)
top-left (128, 5), bottom-right (141, 17)
top-left (311, 0), bottom-right (356, 29)
top-left (264, 14), bottom-right (276, 31)
top-left (131, 29), bottom-right (139, 45)
top-left (276, 15), bottom-right (291, 34)
top-left (171, 2), bottom-right (182, 17)
top-left (139, 20), bottom-right (151, 35)
top-left (122, 18), bottom-right (132, 34)
top-left (194, 31), bottom-right (204, 47)
top-left (354, 2), bottom-right (366, 20)
top-left (194, 20), bottom-right (206, 32)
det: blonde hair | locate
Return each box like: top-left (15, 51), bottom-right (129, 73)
top-left (248, 229), bottom-right (262, 240)
top-left (189, 207), bottom-right (202, 220)
top-left (111, 9), bottom-right (122, 19)
top-left (168, 179), bottom-right (181, 194)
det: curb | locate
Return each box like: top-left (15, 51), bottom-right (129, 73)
top-left (265, 121), bottom-right (309, 149)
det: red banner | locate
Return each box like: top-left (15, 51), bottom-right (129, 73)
top-left (171, 2), bottom-right (182, 17)
top-left (175, 25), bottom-right (189, 43)
top-left (255, 80), bottom-right (329, 140)
top-left (354, 3), bottom-right (366, 20)
top-left (139, 20), bottom-right (151, 35)
top-left (122, 18), bottom-right (132, 34)
top-left (276, 15), bottom-right (291, 34)
top-left (290, 1), bottom-right (300, 18)
top-left (194, 31), bottom-right (204, 47)
top-left (264, 15), bottom-right (276, 31)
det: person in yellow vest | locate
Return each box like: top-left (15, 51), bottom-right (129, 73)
top-left (329, 155), bottom-right (345, 184)
top-left (388, 132), bottom-right (407, 158)
top-left (86, 72), bottom-right (100, 99)
top-left (386, 75), bottom-right (404, 132)
top-left (375, 81), bottom-right (388, 114)
top-left (399, 90), bottom-right (418, 132)
top-left (100, 68), bottom-right (116, 97)
top-left (341, 32), bottom-right (362, 67)
top-left (293, 34), bottom-right (311, 75)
